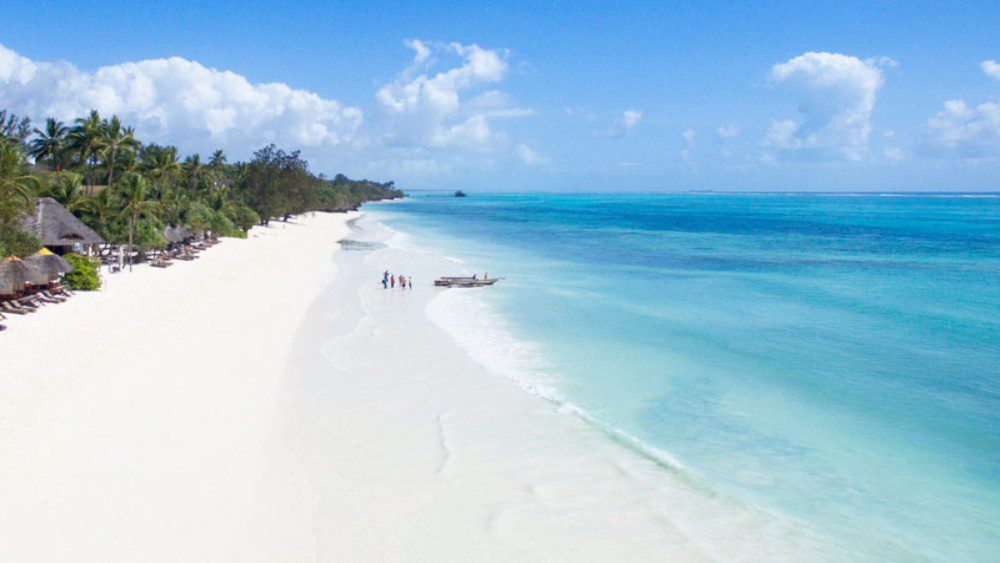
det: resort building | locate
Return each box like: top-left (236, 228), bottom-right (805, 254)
top-left (20, 197), bottom-right (105, 255)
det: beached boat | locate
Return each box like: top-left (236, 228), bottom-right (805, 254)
top-left (434, 276), bottom-right (501, 287)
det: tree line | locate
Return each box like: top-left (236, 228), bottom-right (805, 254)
top-left (0, 109), bottom-right (402, 258)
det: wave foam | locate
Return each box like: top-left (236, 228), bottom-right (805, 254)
top-left (425, 288), bottom-right (690, 475)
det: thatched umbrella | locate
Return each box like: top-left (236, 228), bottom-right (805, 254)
top-left (164, 225), bottom-right (194, 245)
top-left (0, 257), bottom-right (46, 294)
top-left (23, 248), bottom-right (74, 281)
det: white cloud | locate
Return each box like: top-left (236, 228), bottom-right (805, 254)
top-left (0, 40), bottom-right (539, 181)
top-left (872, 56), bottom-right (899, 68)
top-left (598, 109), bottom-right (642, 137)
top-left (405, 39), bottom-right (432, 64)
top-left (375, 40), bottom-right (528, 152)
top-left (926, 99), bottom-right (999, 158)
top-left (982, 60), bottom-right (1000, 80)
top-left (767, 51), bottom-right (886, 160)
top-left (717, 124), bottom-right (740, 138)
top-left (0, 42), bottom-right (362, 159)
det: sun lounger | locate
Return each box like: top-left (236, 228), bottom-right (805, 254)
top-left (50, 285), bottom-right (74, 297)
top-left (42, 291), bottom-right (67, 302)
top-left (23, 294), bottom-right (57, 306)
top-left (2, 301), bottom-right (31, 315)
top-left (18, 295), bottom-right (44, 308)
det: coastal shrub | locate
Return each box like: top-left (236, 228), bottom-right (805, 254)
top-left (134, 220), bottom-right (167, 251)
top-left (184, 202), bottom-right (213, 234)
top-left (62, 253), bottom-right (101, 290)
top-left (207, 210), bottom-right (240, 238)
top-left (227, 204), bottom-right (259, 233)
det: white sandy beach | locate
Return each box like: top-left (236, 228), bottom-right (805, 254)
top-left (0, 211), bottom-right (818, 562)
top-left (0, 214), bottom-right (350, 561)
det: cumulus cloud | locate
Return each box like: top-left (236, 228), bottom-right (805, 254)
top-left (982, 60), bottom-right (1000, 80)
top-left (0, 40), bottom-right (539, 181)
top-left (0, 42), bottom-right (362, 159)
top-left (767, 51), bottom-right (885, 160)
top-left (926, 99), bottom-right (999, 158)
top-left (406, 39), bottom-right (432, 64)
top-left (375, 41), bottom-right (530, 152)
top-left (598, 109), bottom-right (642, 137)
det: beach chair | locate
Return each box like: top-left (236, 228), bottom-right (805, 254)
top-left (51, 284), bottom-right (74, 297)
top-left (42, 291), bottom-right (68, 302)
top-left (2, 301), bottom-right (32, 314)
top-left (21, 294), bottom-right (54, 306)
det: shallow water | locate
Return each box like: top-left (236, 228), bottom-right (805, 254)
top-left (368, 192), bottom-right (1000, 561)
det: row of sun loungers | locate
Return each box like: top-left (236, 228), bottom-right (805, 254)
top-left (2, 238), bottom-right (220, 331)
top-left (149, 238), bottom-right (221, 268)
top-left (1, 285), bottom-right (75, 331)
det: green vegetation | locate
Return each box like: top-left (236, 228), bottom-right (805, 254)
top-left (0, 108), bottom-right (402, 259)
top-left (62, 254), bottom-right (101, 290)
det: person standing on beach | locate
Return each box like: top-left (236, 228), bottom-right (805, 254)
top-left (408, 276), bottom-right (413, 289)
top-left (382, 270), bottom-right (389, 289)
top-left (391, 274), bottom-right (396, 288)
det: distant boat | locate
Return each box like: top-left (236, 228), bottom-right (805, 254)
top-left (455, 190), bottom-right (467, 197)
top-left (434, 276), bottom-right (501, 287)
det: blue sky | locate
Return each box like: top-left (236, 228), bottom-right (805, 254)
top-left (1, 0), bottom-right (997, 190)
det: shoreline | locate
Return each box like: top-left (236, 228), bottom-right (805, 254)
top-left (2, 208), bottom-right (823, 560)
top-left (279, 212), bottom-right (826, 560)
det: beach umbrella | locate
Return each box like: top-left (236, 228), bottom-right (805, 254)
top-left (23, 248), bottom-right (74, 280)
top-left (0, 257), bottom-right (46, 294)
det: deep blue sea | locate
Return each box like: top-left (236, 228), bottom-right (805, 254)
top-left (369, 192), bottom-right (1000, 560)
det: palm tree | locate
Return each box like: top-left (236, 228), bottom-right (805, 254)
top-left (29, 118), bottom-right (69, 171)
top-left (67, 110), bottom-right (103, 194)
top-left (42, 172), bottom-right (88, 212)
top-left (119, 175), bottom-right (158, 271)
top-left (183, 153), bottom-right (206, 192)
top-left (209, 149), bottom-right (226, 169)
top-left (142, 145), bottom-right (181, 184)
top-left (158, 187), bottom-right (190, 227)
top-left (0, 142), bottom-right (41, 222)
top-left (99, 116), bottom-right (139, 187)
top-left (74, 188), bottom-right (116, 239)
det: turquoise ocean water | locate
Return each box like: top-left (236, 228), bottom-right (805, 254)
top-left (368, 192), bottom-right (999, 560)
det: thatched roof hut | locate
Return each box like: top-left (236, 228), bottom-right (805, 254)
top-left (20, 197), bottom-right (105, 250)
top-left (0, 257), bottom-right (45, 294)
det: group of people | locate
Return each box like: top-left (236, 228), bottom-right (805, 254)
top-left (382, 271), bottom-right (412, 290)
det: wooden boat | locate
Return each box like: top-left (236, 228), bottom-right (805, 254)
top-left (434, 276), bottom-right (501, 287)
